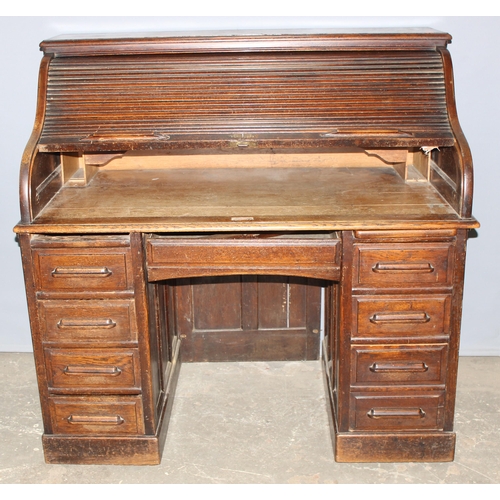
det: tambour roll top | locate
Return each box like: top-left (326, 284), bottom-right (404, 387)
top-left (37, 29), bottom-right (455, 153)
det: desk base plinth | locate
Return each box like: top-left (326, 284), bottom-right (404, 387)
top-left (334, 432), bottom-right (456, 463)
top-left (41, 434), bottom-right (163, 465)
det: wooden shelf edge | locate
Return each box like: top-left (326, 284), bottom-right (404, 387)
top-left (14, 218), bottom-right (480, 235)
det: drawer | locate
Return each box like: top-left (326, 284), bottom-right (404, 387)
top-left (146, 232), bottom-right (340, 281)
top-left (45, 349), bottom-right (141, 393)
top-left (353, 243), bottom-right (454, 288)
top-left (33, 248), bottom-right (132, 293)
top-left (352, 295), bottom-right (451, 342)
top-left (38, 300), bottom-right (138, 345)
top-left (351, 344), bottom-right (448, 387)
top-left (48, 396), bottom-right (145, 435)
top-left (350, 393), bottom-right (445, 431)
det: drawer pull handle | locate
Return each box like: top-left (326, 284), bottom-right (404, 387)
top-left (62, 365), bottom-right (122, 376)
top-left (369, 311), bottom-right (431, 324)
top-left (367, 408), bottom-right (426, 419)
top-left (369, 362), bottom-right (429, 373)
top-left (372, 262), bottom-right (434, 273)
top-left (57, 318), bottom-right (117, 329)
top-left (67, 414), bottom-right (125, 425)
top-left (51, 266), bottom-right (112, 277)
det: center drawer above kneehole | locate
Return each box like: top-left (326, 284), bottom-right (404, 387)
top-left (353, 243), bottom-right (455, 289)
top-left (146, 232), bottom-right (341, 281)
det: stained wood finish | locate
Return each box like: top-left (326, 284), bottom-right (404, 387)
top-left (39, 28), bottom-right (452, 56)
top-left (146, 232), bottom-right (340, 281)
top-left (38, 299), bottom-right (138, 345)
top-left (28, 167), bottom-right (472, 232)
top-left (352, 243), bottom-right (454, 288)
top-left (349, 392), bottom-right (445, 431)
top-left (172, 275), bottom-right (323, 362)
top-left (44, 348), bottom-right (142, 393)
top-left (47, 396), bottom-right (145, 435)
top-left (333, 431), bottom-right (456, 463)
top-left (351, 295), bottom-right (451, 342)
top-left (15, 29), bottom-right (477, 465)
top-left (322, 228), bottom-right (469, 461)
top-left (18, 233), bottom-right (179, 464)
top-left (350, 344), bottom-right (448, 387)
top-left (38, 50), bottom-right (454, 152)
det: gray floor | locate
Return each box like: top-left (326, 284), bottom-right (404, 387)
top-left (0, 353), bottom-right (499, 484)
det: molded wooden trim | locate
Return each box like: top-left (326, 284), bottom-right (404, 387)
top-left (20, 55), bottom-right (52, 222)
top-left (439, 48), bottom-right (474, 219)
top-left (41, 29), bottom-right (452, 57)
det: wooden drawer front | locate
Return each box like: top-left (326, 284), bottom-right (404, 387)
top-left (34, 250), bottom-right (132, 293)
top-left (352, 295), bottom-right (451, 341)
top-left (354, 244), bottom-right (454, 288)
top-left (351, 344), bottom-right (448, 387)
top-left (48, 396), bottom-right (144, 435)
top-left (45, 349), bottom-right (141, 392)
top-left (350, 393), bottom-right (445, 431)
top-left (39, 300), bottom-right (137, 344)
top-left (146, 234), bottom-right (340, 281)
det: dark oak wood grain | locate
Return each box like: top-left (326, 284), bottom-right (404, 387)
top-left (14, 29), bottom-right (477, 465)
top-left (172, 275), bottom-right (323, 362)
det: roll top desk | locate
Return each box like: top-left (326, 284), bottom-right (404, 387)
top-left (14, 29), bottom-right (479, 464)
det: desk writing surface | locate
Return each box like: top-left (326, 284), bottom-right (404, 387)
top-left (32, 166), bottom-right (464, 232)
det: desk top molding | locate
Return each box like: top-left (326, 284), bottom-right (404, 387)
top-left (41, 28), bottom-right (452, 56)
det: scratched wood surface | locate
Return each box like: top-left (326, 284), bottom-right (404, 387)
top-left (33, 166), bottom-right (459, 230)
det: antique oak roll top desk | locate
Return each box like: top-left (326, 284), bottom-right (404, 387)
top-left (14, 29), bottom-right (479, 464)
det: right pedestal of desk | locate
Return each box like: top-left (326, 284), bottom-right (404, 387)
top-left (324, 228), bottom-right (468, 462)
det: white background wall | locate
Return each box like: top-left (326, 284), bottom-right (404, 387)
top-left (1, 14), bottom-right (498, 355)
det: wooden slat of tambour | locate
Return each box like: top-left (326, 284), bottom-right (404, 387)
top-left (39, 51), bottom-right (453, 149)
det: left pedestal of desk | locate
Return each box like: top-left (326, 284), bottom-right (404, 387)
top-left (18, 232), bottom-right (179, 465)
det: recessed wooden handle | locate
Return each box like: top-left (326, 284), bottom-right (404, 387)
top-left (84, 132), bottom-right (170, 141)
top-left (320, 129), bottom-right (413, 137)
top-left (51, 266), bottom-right (112, 277)
top-left (369, 362), bottom-right (429, 373)
top-left (67, 414), bottom-right (125, 425)
top-left (366, 407), bottom-right (426, 419)
top-left (372, 262), bottom-right (435, 273)
top-left (369, 311), bottom-right (431, 324)
top-left (57, 318), bottom-right (117, 329)
top-left (62, 365), bottom-right (122, 376)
